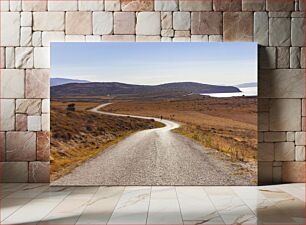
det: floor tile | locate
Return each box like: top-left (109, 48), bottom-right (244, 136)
top-left (176, 187), bottom-right (217, 222)
top-left (108, 186), bottom-right (150, 224)
top-left (147, 187), bottom-right (183, 224)
top-left (77, 186), bottom-right (124, 224)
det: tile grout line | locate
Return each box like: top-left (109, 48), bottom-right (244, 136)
top-left (174, 187), bottom-right (184, 224)
top-left (201, 187), bottom-right (226, 225)
top-left (145, 186), bottom-right (152, 225)
top-left (75, 186), bottom-right (100, 224)
top-left (36, 186), bottom-right (76, 224)
top-left (105, 186), bottom-right (126, 225)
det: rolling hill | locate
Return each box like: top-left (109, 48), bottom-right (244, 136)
top-left (51, 82), bottom-right (241, 98)
top-left (51, 78), bottom-right (90, 87)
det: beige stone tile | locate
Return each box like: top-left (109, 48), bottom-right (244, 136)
top-left (101, 35), bottom-right (135, 42)
top-left (291, 18), bottom-right (304, 47)
top-left (295, 132), bottom-right (305, 146)
top-left (105, 0), bottom-right (120, 11)
top-left (242, 0), bottom-right (265, 11)
top-left (173, 12), bottom-right (190, 31)
top-left (259, 69), bottom-right (304, 98)
top-left (179, 0), bottom-right (212, 11)
top-left (268, 12), bottom-right (290, 18)
top-left (266, 0), bottom-right (294, 11)
top-left (114, 12), bottom-right (135, 35)
top-left (191, 12), bottom-right (222, 35)
top-left (282, 162), bottom-right (305, 182)
top-left (37, 131), bottom-right (50, 161)
top-left (34, 47), bottom-right (50, 68)
top-left (1, 69), bottom-right (24, 98)
top-left (161, 37), bottom-right (172, 42)
top-left (78, 0), bottom-right (104, 11)
top-left (15, 47), bottom-right (33, 68)
top-left (5, 47), bottom-right (14, 69)
top-left (16, 99), bottom-right (41, 115)
top-left (22, 0), bottom-right (47, 11)
top-left (0, 162), bottom-right (28, 182)
top-left (286, 132), bottom-right (295, 142)
top-left (173, 37), bottom-right (190, 42)
top-left (276, 47), bottom-right (289, 69)
top-left (136, 36), bottom-right (161, 42)
top-left (191, 35), bottom-right (208, 42)
top-left (41, 113), bottom-right (50, 131)
top-left (0, 99), bottom-right (15, 131)
top-left (264, 132), bottom-right (286, 142)
top-left (93, 12), bottom-right (113, 35)
top-left (66, 12), bottom-right (92, 35)
top-left (161, 12), bottom-right (172, 29)
top-left (213, 0), bottom-right (242, 11)
top-left (254, 12), bottom-right (268, 46)
top-left (29, 162), bottom-right (50, 183)
top-left (258, 143), bottom-right (274, 161)
top-left (121, 0), bottom-right (154, 11)
top-left (269, 18), bottom-right (291, 46)
top-left (33, 12), bottom-right (65, 31)
top-left (161, 29), bottom-right (174, 37)
top-left (208, 35), bottom-right (223, 42)
top-left (223, 12), bottom-right (253, 42)
top-left (275, 142), bottom-right (295, 161)
top-left (42, 32), bottom-right (65, 47)
top-left (21, 12), bottom-right (32, 27)
top-left (20, 27), bottom-right (32, 47)
top-left (65, 35), bottom-right (86, 42)
top-left (155, 0), bottom-right (178, 11)
top-left (1, 12), bottom-right (20, 46)
top-left (27, 115), bottom-right (41, 131)
top-left (26, 69), bottom-right (50, 98)
top-left (175, 30), bottom-right (190, 37)
top-left (48, 0), bottom-right (78, 11)
top-left (270, 99), bottom-right (301, 132)
top-left (6, 132), bottom-right (36, 161)
top-left (16, 114), bottom-right (27, 131)
top-left (85, 35), bottom-right (101, 42)
top-left (42, 99), bottom-right (50, 113)
top-left (295, 146), bottom-right (305, 161)
top-left (32, 31), bottom-right (42, 47)
top-left (290, 47), bottom-right (301, 69)
top-left (136, 12), bottom-right (160, 35)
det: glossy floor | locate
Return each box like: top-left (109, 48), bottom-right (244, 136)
top-left (0, 183), bottom-right (305, 224)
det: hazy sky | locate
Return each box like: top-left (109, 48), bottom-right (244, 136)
top-left (51, 42), bottom-right (257, 86)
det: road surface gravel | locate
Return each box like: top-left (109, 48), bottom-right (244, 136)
top-left (52, 104), bottom-right (254, 186)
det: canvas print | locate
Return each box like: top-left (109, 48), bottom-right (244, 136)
top-left (51, 43), bottom-right (258, 186)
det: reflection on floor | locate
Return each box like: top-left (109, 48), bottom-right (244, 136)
top-left (0, 183), bottom-right (305, 224)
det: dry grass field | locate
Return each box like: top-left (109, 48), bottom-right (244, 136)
top-left (102, 96), bottom-right (257, 162)
top-left (51, 101), bottom-right (163, 180)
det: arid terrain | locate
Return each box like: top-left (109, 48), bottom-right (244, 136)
top-left (51, 101), bottom-right (163, 181)
top-left (102, 96), bottom-right (257, 163)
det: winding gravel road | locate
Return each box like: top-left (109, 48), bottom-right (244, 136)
top-left (52, 103), bottom-right (253, 186)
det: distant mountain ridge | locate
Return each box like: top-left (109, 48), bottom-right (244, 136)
top-left (235, 82), bottom-right (257, 88)
top-left (51, 78), bottom-right (90, 86)
top-left (51, 81), bottom-right (241, 98)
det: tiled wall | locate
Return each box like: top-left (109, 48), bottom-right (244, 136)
top-left (0, 0), bottom-right (305, 184)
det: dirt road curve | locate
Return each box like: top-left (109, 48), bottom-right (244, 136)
top-left (52, 104), bottom-right (253, 186)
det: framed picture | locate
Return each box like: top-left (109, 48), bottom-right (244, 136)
top-left (51, 42), bottom-right (257, 186)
